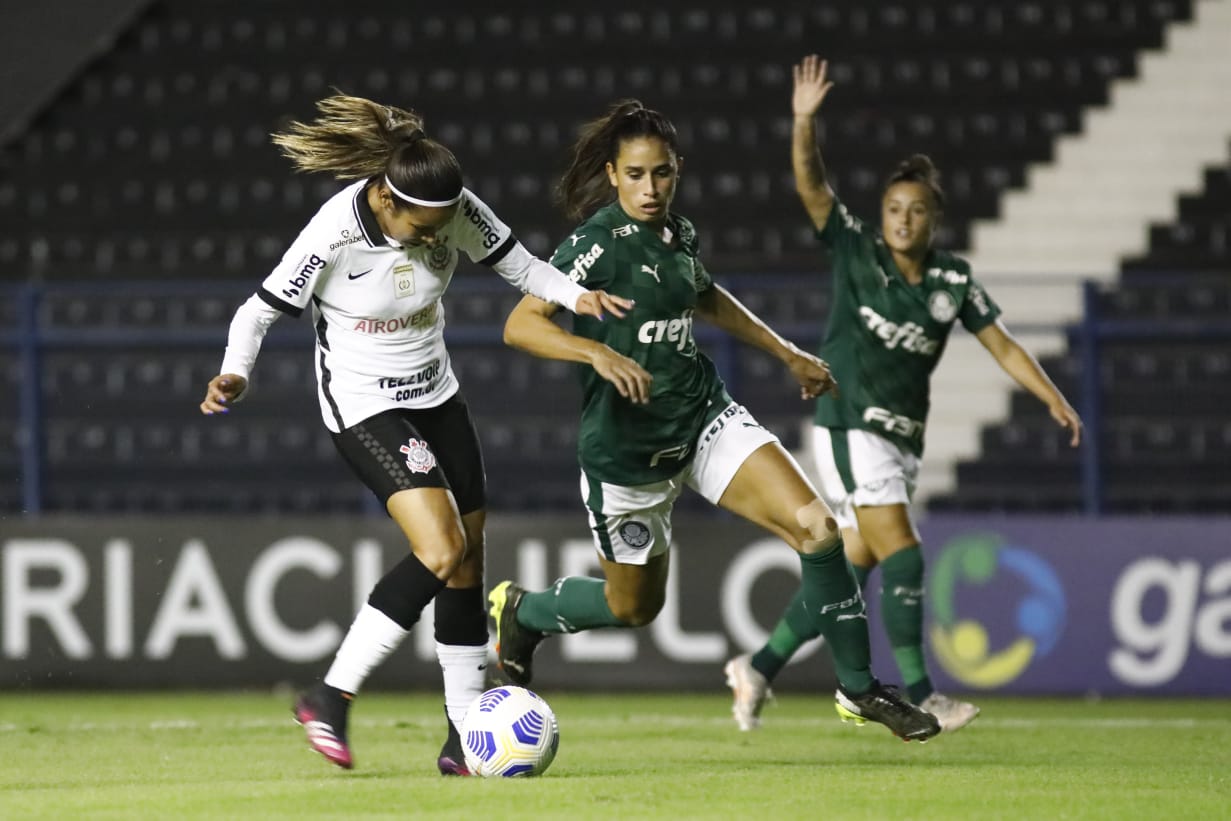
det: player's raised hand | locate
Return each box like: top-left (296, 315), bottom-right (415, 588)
top-left (591, 347), bottom-right (652, 405)
top-left (200, 374), bottom-right (247, 415)
top-left (575, 290), bottom-right (634, 320)
top-left (793, 55), bottom-right (834, 118)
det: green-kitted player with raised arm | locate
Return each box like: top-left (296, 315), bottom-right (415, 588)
top-left (724, 55), bottom-right (1083, 733)
top-left (489, 98), bottom-right (940, 742)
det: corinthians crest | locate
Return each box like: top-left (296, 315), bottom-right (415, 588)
top-left (399, 437), bottom-right (437, 474)
top-left (427, 243), bottom-right (453, 271)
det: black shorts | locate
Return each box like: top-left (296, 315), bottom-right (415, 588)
top-left (331, 393), bottom-right (486, 514)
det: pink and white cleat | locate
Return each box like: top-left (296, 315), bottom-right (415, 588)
top-left (293, 685), bottom-right (354, 769)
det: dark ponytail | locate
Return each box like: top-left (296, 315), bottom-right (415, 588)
top-left (555, 99), bottom-right (680, 220)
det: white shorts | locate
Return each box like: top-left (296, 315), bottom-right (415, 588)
top-left (809, 426), bottom-right (919, 530)
top-left (580, 402), bottom-right (780, 565)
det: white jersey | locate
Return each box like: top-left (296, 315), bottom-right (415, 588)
top-left (220, 179), bottom-right (587, 432)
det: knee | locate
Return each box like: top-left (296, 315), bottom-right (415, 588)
top-left (411, 525), bottom-right (468, 578)
top-left (607, 591), bottom-right (664, 627)
top-left (449, 539), bottom-right (485, 588)
top-left (791, 498), bottom-right (842, 554)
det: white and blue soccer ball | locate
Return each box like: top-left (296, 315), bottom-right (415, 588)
top-left (461, 685), bottom-right (559, 777)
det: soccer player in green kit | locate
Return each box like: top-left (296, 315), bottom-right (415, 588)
top-left (488, 98), bottom-right (940, 742)
top-left (724, 55), bottom-right (1084, 733)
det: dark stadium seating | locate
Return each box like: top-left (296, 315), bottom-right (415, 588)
top-left (0, 0), bottom-right (1193, 276)
top-left (1123, 160), bottom-right (1231, 273)
top-left (5, 0), bottom-right (1224, 515)
top-left (930, 278), bottom-right (1231, 513)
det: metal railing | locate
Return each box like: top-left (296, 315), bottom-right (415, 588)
top-left (3, 276), bottom-right (1228, 516)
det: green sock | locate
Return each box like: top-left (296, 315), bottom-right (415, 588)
top-left (880, 546), bottom-right (932, 702)
top-left (849, 562), bottom-right (871, 591)
top-left (799, 544), bottom-right (873, 693)
top-left (517, 577), bottom-right (626, 634)
top-left (751, 588), bottom-right (817, 681)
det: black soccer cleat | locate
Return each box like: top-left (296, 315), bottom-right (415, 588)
top-left (292, 684), bottom-right (355, 768)
top-left (834, 680), bottom-right (942, 742)
top-left (437, 707), bottom-right (472, 776)
top-left (488, 581), bottom-right (545, 687)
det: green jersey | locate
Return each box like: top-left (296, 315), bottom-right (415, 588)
top-left (550, 202), bottom-right (730, 485)
top-left (814, 199), bottom-right (1001, 456)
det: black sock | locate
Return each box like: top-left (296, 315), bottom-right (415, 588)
top-left (367, 553), bottom-right (446, 630)
top-left (433, 585), bottom-right (487, 646)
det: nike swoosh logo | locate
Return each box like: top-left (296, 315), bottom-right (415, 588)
top-left (348, 269), bottom-right (373, 280)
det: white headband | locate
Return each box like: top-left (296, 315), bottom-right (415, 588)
top-left (384, 175), bottom-right (462, 208)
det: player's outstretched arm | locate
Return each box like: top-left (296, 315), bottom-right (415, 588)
top-left (792, 54), bottom-right (837, 231)
top-left (976, 321), bottom-right (1082, 447)
top-left (504, 295), bottom-right (652, 405)
top-left (696, 285), bottom-right (837, 400)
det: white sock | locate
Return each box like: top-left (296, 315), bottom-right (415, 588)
top-left (324, 604), bottom-right (409, 694)
top-left (436, 642), bottom-right (488, 726)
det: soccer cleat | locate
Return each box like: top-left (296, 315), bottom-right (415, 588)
top-left (723, 654), bottom-right (773, 731)
top-left (436, 708), bottom-right (472, 776)
top-left (488, 581), bottom-right (545, 687)
top-left (919, 692), bottom-right (980, 733)
top-left (834, 680), bottom-right (941, 742)
top-left (292, 684), bottom-right (354, 769)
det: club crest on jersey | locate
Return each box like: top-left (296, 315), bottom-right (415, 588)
top-left (675, 219), bottom-right (696, 248)
top-left (427, 243), bottom-right (453, 272)
top-left (618, 521), bottom-right (652, 549)
top-left (399, 438), bottom-right (437, 474)
top-left (393, 264), bottom-right (415, 299)
top-left (928, 291), bottom-right (958, 323)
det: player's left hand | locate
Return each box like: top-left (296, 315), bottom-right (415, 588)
top-left (1050, 401), bottom-right (1083, 447)
top-left (785, 348), bottom-right (838, 400)
top-left (574, 290), bottom-right (634, 320)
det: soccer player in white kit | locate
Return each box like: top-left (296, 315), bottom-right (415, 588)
top-left (199, 95), bottom-right (630, 772)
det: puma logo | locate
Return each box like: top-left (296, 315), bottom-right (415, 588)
top-left (640, 264), bottom-right (660, 283)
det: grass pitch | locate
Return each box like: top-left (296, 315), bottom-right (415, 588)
top-left (2, 691), bottom-right (1228, 820)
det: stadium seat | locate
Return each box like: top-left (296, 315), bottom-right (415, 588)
top-left (2, 0), bottom-right (1214, 514)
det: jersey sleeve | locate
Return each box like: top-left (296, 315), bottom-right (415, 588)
top-left (672, 215), bottom-right (713, 294)
top-left (257, 209), bottom-right (338, 317)
top-left (548, 225), bottom-right (615, 290)
top-left (691, 256), bottom-right (715, 294)
top-left (816, 198), bottom-right (871, 255)
top-left (487, 241), bottom-right (588, 310)
top-left (452, 189), bottom-right (517, 266)
top-left (959, 274), bottom-right (1003, 332)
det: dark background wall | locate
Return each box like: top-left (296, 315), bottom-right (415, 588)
top-left (0, 1), bottom-right (152, 147)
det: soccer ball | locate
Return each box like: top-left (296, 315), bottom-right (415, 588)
top-left (460, 685), bottom-right (559, 777)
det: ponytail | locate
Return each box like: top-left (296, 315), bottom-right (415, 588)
top-left (555, 99), bottom-right (679, 221)
top-left (272, 94), bottom-right (462, 205)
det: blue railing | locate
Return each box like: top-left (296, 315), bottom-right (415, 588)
top-left (1075, 279), bottom-right (1231, 515)
top-left (3, 276), bottom-right (1228, 516)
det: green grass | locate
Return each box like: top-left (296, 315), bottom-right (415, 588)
top-left (2, 691), bottom-right (1228, 820)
